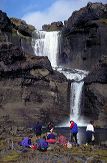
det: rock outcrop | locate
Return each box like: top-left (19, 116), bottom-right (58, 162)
top-left (59, 3), bottom-right (107, 71)
top-left (0, 42), bottom-right (69, 127)
top-left (81, 56), bottom-right (107, 127)
top-left (42, 21), bottom-right (63, 31)
top-left (0, 10), bottom-right (35, 55)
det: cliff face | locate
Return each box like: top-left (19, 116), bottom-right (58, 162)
top-left (81, 56), bottom-right (107, 127)
top-left (0, 11), bottom-right (69, 128)
top-left (0, 42), bottom-right (69, 127)
top-left (60, 3), bottom-right (107, 71)
top-left (59, 2), bottom-right (107, 127)
top-left (0, 10), bottom-right (35, 55)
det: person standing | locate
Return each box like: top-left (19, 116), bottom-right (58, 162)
top-left (86, 120), bottom-right (95, 145)
top-left (47, 122), bottom-right (54, 132)
top-left (34, 121), bottom-right (42, 137)
top-left (70, 120), bottom-right (78, 144)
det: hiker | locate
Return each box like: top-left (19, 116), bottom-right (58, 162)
top-left (19, 137), bottom-right (32, 148)
top-left (70, 120), bottom-right (78, 144)
top-left (36, 136), bottom-right (48, 151)
top-left (46, 128), bottom-right (56, 144)
top-left (34, 121), bottom-right (42, 137)
top-left (47, 121), bottom-right (54, 132)
top-left (86, 120), bottom-right (95, 145)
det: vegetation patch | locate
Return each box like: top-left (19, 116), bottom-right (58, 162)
top-left (1, 151), bottom-right (20, 162)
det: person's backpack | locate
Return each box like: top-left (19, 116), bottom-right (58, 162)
top-left (21, 137), bottom-right (31, 147)
top-left (37, 138), bottom-right (48, 150)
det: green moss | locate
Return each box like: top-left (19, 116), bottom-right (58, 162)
top-left (2, 151), bottom-right (20, 162)
top-left (0, 139), bottom-right (7, 150)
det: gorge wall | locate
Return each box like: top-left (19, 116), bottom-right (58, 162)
top-left (60, 2), bottom-right (107, 127)
top-left (0, 2), bottom-right (107, 130)
top-left (81, 56), bottom-right (107, 127)
top-left (59, 2), bottom-right (107, 71)
top-left (0, 11), bottom-right (69, 131)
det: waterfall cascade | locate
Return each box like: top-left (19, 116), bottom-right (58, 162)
top-left (33, 31), bottom-right (61, 68)
top-left (33, 30), bottom-right (88, 126)
top-left (56, 67), bottom-right (88, 126)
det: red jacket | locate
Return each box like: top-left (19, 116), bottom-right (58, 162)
top-left (70, 121), bottom-right (74, 129)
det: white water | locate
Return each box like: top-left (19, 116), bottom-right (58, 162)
top-left (56, 67), bottom-right (88, 126)
top-left (33, 30), bottom-right (61, 68)
top-left (33, 30), bottom-right (88, 127)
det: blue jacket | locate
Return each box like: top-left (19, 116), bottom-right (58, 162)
top-left (37, 138), bottom-right (48, 150)
top-left (70, 123), bottom-right (78, 134)
top-left (21, 137), bottom-right (31, 147)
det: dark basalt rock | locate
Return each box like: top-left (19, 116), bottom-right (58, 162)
top-left (59, 3), bottom-right (107, 71)
top-left (10, 18), bottom-right (35, 37)
top-left (67, 2), bottom-right (107, 29)
top-left (84, 56), bottom-right (107, 84)
top-left (0, 10), bottom-right (13, 32)
top-left (81, 56), bottom-right (107, 127)
top-left (0, 11), bottom-right (35, 54)
top-left (42, 21), bottom-right (63, 31)
top-left (0, 42), bottom-right (69, 127)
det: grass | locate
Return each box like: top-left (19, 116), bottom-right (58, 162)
top-left (0, 136), bottom-right (107, 163)
top-left (1, 151), bottom-right (20, 162)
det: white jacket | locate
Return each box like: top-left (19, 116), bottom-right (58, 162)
top-left (86, 124), bottom-right (94, 132)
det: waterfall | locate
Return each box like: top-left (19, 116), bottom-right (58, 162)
top-left (33, 30), bottom-right (61, 68)
top-left (33, 30), bottom-right (88, 126)
top-left (57, 67), bottom-right (88, 126)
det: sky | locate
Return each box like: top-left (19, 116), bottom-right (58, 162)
top-left (0, 0), bottom-right (107, 29)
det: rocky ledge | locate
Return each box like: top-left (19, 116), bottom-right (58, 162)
top-left (42, 21), bottom-right (63, 31)
top-left (0, 42), bottom-right (69, 128)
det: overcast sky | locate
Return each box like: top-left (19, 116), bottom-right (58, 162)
top-left (0, 0), bottom-right (106, 29)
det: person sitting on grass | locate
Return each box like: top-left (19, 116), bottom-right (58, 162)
top-left (19, 136), bottom-right (32, 148)
top-left (36, 136), bottom-right (48, 151)
top-left (46, 128), bottom-right (56, 144)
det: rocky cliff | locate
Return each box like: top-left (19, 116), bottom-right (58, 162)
top-left (0, 10), bottom-right (35, 55)
top-left (58, 2), bottom-right (107, 127)
top-left (0, 42), bottom-right (69, 129)
top-left (81, 56), bottom-right (107, 127)
top-left (59, 2), bottom-right (107, 71)
top-left (0, 11), bottom-right (69, 130)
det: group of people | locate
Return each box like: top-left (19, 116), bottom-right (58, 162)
top-left (19, 120), bottom-right (95, 151)
top-left (70, 120), bottom-right (95, 145)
